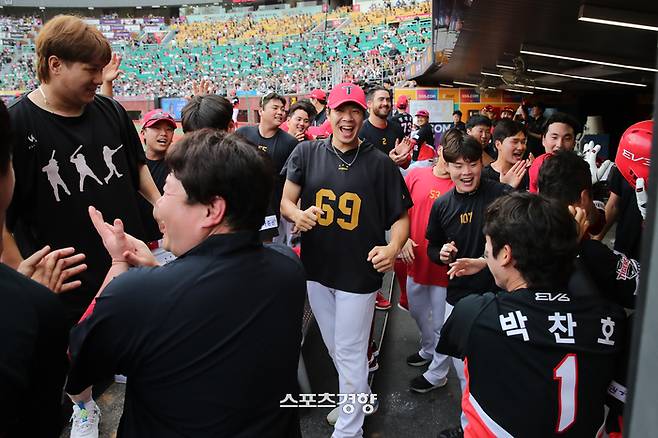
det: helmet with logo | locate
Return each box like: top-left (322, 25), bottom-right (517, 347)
top-left (614, 120), bottom-right (652, 186)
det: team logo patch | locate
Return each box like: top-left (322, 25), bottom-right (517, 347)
top-left (534, 292), bottom-right (570, 302)
top-left (616, 255), bottom-right (639, 280)
top-left (342, 85), bottom-right (352, 95)
top-left (258, 145), bottom-right (268, 152)
top-left (338, 163), bottom-right (349, 171)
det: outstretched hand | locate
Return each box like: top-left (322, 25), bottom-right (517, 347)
top-left (102, 53), bottom-right (123, 83)
top-left (88, 206), bottom-right (158, 267)
top-left (18, 246), bottom-right (87, 293)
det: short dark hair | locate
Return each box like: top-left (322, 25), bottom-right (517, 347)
top-left (181, 95), bottom-right (233, 133)
top-left (537, 150), bottom-right (592, 206)
top-left (260, 92), bottom-right (286, 109)
top-left (0, 100), bottom-right (12, 175)
top-left (453, 110), bottom-right (462, 117)
top-left (532, 101), bottom-right (545, 111)
top-left (366, 85), bottom-right (390, 102)
top-left (465, 114), bottom-right (492, 130)
top-left (442, 133), bottom-right (483, 163)
top-left (166, 129), bottom-right (274, 232)
top-left (541, 112), bottom-right (580, 137)
top-left (289, 100), bottom-right (317, 120)
top-left (484, 192), bottom-right (579, 289)
top-left (493, 119), bottom-right (526, 144)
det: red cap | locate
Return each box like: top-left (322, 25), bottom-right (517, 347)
top-left (483, 105), bottom-right (494, 112)
top-left (502, 106), bottom-right (514, 113)
top-left (396, 95), bottom-right (409, 109)
top-left (142, 109), bottom-right (177, 129)
top-left (309, 89), bottom-right (327, 101)
top-left (327, 83), bottom-right (367, 110)
top-left (415, 109), bottom-right (429, 118)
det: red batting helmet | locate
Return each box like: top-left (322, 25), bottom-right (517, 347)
top-left (614, 120), bottom-right (652, 186)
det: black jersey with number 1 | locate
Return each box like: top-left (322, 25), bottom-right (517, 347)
top-left (285, 138), bottom-right (412, 293)
top-left (438, 289), bottom-right (626, 437)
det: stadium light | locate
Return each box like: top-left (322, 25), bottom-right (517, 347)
top-left (88, 6), bottom-right (94, 10)
top-left (528, 68), bottom-right (647, 87)
top-left (505, 88), bottom-right (534, 95)
top-left (520, 44), bottom-right (658, 73)
top-left (578, 4), bottom-right (658, 32)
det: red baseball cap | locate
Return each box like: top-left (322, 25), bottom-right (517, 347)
top-left (502, 106), bottom-right (514, 113)
top-left (483, 105), bottom-right (494, 112)
top-left (415, 109), bottom-right (429, 118)
top-left (327, 83), bottom-right (367, 110)
top-left (309, 89), bottom-right (327, 101)
top-left (142, 109), bottom-right (177, 129)
top-left (396, 95), bottom-right (409, 109)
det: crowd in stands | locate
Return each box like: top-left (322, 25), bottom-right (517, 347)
top-left (0, 1), bottom-right (430, 95)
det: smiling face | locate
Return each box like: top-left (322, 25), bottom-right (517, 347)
top-left (153, 173), bottom-right (211, 256)
top-left (143, 120), bottom-right (175, 158)
top-left (368, 90), bottom-right (392, 120)
top-left (447, 157), bottom-right (482, 193)
top-left (328, 103), bottom-right (365, 149)
top-left (287, 108), bottom-right (311, 136)
top-left (53, 59), bottom-right (105, 106)
top-left (496, 131), bottom-right (527, 166)
top-left (542, 122), bottom-right (576, 153)
top-left (259, 98), bottom-right (286, 129)
top-left (467, 124), bottom-right (491, 147)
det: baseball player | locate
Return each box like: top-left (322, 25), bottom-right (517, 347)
top-left (281, 82), bottom-right (411, 438)
top-left (391, 95), bottom-right (413, 137)
top-left (437, 192), bottom-right (626, 437)
top-left (400, 129), bottom-right (456, 393)
top-left (481, 119), bottom-right (530, 190)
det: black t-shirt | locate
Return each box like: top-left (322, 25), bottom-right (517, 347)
top-left (0, 263), bottom-right (69, 438)
top-left (578, 239), bottom-right (639, 309)
top-left (285, 138), bottom-right (412, 293)
top-left (392, 112), bottom-right (413, 137)
top-left (438, 289), bottom-right (626, 437)
top-left (526, 115), bottom-right (546, 158)
top-left (358, 119), bottom-right (405, 155)
top-left (312, 107), bottom-right (327, 126)
top-left (7, 94), bottom-right (148, 322)
top-left (66, 232), bottom-right (305, 438)
top-left (412, 124), bottom-right (435, 161)
top-left (608, 165), bottom-right (643, 259)
top-left (481, 163), bottom-right (530, 191)
top-left (426, 178), bottom-right (510, 304)
top-left (139, 157), bottom-right (169, 243)
top-left (235, 125), bottom-right (298, 218)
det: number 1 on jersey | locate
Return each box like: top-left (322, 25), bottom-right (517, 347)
top-left (553, 354), bottom-right (578, 433)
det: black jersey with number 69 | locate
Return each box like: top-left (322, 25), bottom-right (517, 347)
top-left (284, 138), bottom-right (412, 293)
top-left (438, 290), bottom-right (626, 437)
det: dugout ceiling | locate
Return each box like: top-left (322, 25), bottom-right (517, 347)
top-left (415, 0), bottom-right (658, 93)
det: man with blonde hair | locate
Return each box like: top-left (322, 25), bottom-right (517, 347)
top-left (4, 15), bottom-right (160, 436)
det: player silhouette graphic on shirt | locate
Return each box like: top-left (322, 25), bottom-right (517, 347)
top-left (102, 144), bottom-right (124, 183)
top-left (41, 150), bottom-right (71, 202)
top-left (70, 145), bottom-right (103, 192)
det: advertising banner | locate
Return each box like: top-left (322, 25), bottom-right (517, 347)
top-left (459, 88), bottom-right (480, 103)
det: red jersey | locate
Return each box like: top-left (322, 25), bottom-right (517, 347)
top-left (528, 153), bottom-right (550, 193)
top-left (404, 167), bottom-right (454, 286)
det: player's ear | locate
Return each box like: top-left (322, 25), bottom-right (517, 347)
top-left (500, 244), bottom-right (513, 267)
top-left (204, 195), bottom-right (227, 228)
